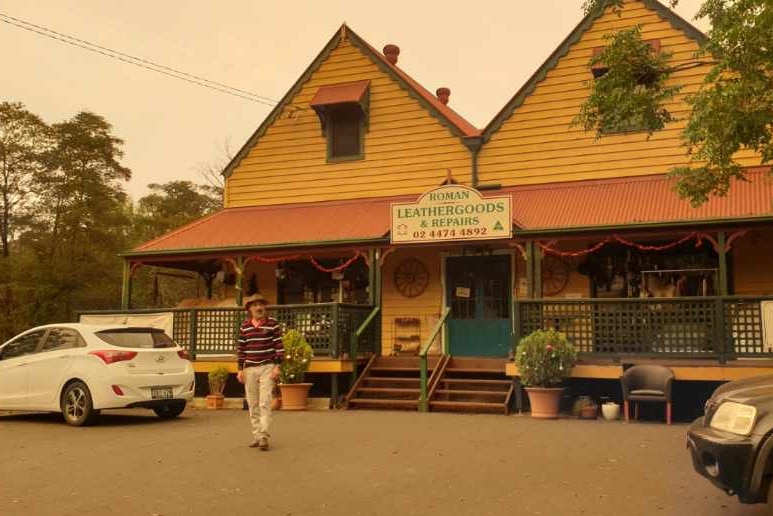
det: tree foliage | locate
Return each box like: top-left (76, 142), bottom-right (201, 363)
top-left (0, 103), bottom-right (222, 342)
top-left (0, 102), bottom-right (49, 258)
top-left (578, 0), bottom-right (773, 206)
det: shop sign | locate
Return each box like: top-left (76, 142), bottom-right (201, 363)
top-left (391, 185), bottom-right (511, 244)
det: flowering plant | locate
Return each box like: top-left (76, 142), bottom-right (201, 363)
top-left (514, 329), bottom-right (576, 387)
top-left (279, 329), bottom-right (314, 384)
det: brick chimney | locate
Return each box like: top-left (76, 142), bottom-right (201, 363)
top-left (383, 44), bottom-right (400, 65)
top-left (436, 87), bottom-right (450, 105)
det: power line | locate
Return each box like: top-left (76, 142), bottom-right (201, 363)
top-left (0, 11), bottom-right (286, 108)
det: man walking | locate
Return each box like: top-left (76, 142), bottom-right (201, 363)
top-left (236, 294), bottom-right (284, 450)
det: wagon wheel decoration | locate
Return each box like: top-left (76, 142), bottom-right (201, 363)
top-left (393, 258), bottom-right (430, 298)
top-left (541, 254), bottom-right (571, 296)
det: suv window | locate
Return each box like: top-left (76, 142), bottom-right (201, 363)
top-left (95, 328), bottom-right (176, 349)
top-left (1, 330), bottom-right (45, 360)
top-left (41, 328), bottom-right (84, 352)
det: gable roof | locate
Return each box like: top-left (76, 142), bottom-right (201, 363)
top-left (222, 24), bottom-right (480, 179)
top-left (481, 0), bottom-right (707, 142)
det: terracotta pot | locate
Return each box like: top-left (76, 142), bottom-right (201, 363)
top-left (279, 383), bottom-right (313, 410)
top-left (205, 394), bottom-right (224, 409)
top-left (271, 396), bottom-right (282, 411)
top-left (579, 404), bottom-right (598, 419)
top-left (525, 387), bottom-right (564, 419)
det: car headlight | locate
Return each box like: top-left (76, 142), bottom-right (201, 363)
top-left (709, 401), bottom-right (757, 435)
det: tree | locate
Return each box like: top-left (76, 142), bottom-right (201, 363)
top-left (0, 102), bottom-right (49, 258)
top-left (29, 111), bottom-right (132, 321)
top-left (134, 180), bottom-right (222, 243)
top-left (576, 0), bottom-right (773, 206)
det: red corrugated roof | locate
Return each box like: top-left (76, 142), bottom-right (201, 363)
top-left (310, 80), bottom-right (370, 107)
top-left (131, 169), bottom-right (773, 255)
top-left (507, 168), bottom-right (773, 231)
top-left (132, 197), bottom-right (399, 254)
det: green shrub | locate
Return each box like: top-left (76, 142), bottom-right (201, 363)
top-left (208, 365), bottom-right (230, 395)
top-left (280, 329), bottom-right (314, 384)
top-left (515, 329), bottom-right (576, 387)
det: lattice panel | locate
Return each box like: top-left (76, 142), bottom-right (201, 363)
top-left (725, 301), bottom-right (765, 355)
top-left (270, 305), bottom-right (334, 355)
top-left (519, 299), bottom-right (717, 356)
top-left (195, 309), bottom-right (243, 354)
top-left (172, 311), bottom-right (190, 349)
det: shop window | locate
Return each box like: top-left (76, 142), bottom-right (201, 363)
top-left (277, 259), bottom-right (370, 305)
top-left (578, 240), bottom-right (720, 298)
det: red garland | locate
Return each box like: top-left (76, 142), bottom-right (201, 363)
top-left (540, 233), bottom-right (703, 258)
top-left (244, 254), bottom-right (302, 265)
top-left (309, 252), bottom-right (362, 273)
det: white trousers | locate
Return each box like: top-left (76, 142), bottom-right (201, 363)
top-left (244, 364), bottom-right (275, 439)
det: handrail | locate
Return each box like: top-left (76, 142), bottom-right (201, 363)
top-left (419, 307), bottom-right (451, 412)
top-left (349, 306), bottom-right (381, 385)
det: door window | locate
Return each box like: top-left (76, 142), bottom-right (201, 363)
top-left (0, 331), bottom-right (45, 360)
top-left (40, 328), bottom-right (84, 352)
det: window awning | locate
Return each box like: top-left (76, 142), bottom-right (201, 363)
top-left (310, 80), bottom-right (370, 108)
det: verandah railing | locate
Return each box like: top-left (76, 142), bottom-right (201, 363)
top-left (80, 303), bottom-right (378, 359)
top-left (514, 296), bottom-right (773, 361)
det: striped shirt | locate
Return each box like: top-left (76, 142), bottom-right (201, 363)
top-left (237, 317), bottom-right (284, 370)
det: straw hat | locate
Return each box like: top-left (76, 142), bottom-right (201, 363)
top-left (243, 293), bottom-right (268, 310)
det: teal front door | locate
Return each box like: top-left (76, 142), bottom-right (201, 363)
top-left (446, 255), bottom-right (512, 357)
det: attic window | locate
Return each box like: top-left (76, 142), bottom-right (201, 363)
top-left (591, 39), bottom-right (662, 135)
top-left (310, 80), bottom-right (370, 162)
top-left (591, 39), bottom-right (661, 80)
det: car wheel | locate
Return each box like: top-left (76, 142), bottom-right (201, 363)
top-left (153, 400), bottom-right (186, 419)
top-left (61, 381), bottom-right (97, 426)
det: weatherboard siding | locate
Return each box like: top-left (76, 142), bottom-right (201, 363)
top-left (225, 38), bottom-right (471, 208)
top-left (478, 0), bottom-right (758, 187)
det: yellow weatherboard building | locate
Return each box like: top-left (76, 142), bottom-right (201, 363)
top-left (92, 0), bottom-right (773, 413)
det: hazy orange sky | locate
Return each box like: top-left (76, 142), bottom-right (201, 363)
top-left (1, 0), bottom-right (708, 201)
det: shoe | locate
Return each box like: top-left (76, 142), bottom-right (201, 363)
top-left (248, 439), bottom-right (260, 448)
top-left (257, 437), bottom-right (269, 451)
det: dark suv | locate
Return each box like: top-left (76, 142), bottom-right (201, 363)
top-left (687, 374), bottom-right (773, 512)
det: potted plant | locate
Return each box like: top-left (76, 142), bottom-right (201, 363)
top-left (515, 329), bottom-right (577, 419)
top-left (207, 365), bottom-right (230, 409)
top-left (572, 396), bottom-right (598, 420)
top-left (278, 329), bottom-right (314, 410)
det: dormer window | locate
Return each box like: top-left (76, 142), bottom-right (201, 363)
top-left (591, 39), bottom-right (662, 135)
top-left (310, 80), bottom-right (370, 162)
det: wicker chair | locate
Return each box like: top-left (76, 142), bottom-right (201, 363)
top-left (621, 364), bottom-right (675, 425)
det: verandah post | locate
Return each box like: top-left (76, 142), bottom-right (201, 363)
top-left (121, 259), bottom-right (132, 310)
top-left (718, 231), bottom-right (728, 296)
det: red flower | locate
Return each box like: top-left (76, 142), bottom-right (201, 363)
top-left (546, 344), bottom-right (554, 352)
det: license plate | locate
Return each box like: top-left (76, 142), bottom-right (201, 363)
top-left (151, 387), bottom-right (173, 400)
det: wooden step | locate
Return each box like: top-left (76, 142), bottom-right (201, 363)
top-left (357, 387), bottom-right (420, 394)
top-left (348, 398), bottom-right (419, 409)
top-left (440, 378), bottom-right (511, 386)
top-left (445, 368), bottom-right (504, 374)
top-left (370, 366), bottom-right (424, 372)
top-left (365, 376), bottom-right (420, 383)
top-left (430, 400), bottom-right (505, 410)
top-left (434, 389), bottom-right (507, 397)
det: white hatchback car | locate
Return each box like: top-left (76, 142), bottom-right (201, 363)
top-left (0, 324), bottom-right (195, 425)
